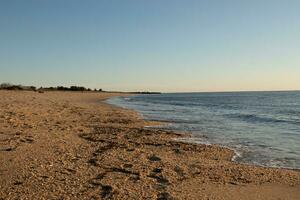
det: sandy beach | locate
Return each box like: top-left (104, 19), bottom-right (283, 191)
top-left (0, 91), bottom-right (299, 200)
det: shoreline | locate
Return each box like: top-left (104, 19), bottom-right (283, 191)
top-left (107, 95), bottom-right (300, 171)
top-left (1, 91), bottom-right (299, 199)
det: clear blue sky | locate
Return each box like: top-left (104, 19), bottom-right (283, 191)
top-left (1, 0), bottom-right (299, 92)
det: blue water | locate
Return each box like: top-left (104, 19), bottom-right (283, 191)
top-left (107, 91), bottom-right (300, 169)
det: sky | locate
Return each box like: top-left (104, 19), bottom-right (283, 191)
top-left (0, 0), bottom-right (300, 92)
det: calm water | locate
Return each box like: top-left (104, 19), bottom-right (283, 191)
top-left (107, 91), bottom-right (300, 169)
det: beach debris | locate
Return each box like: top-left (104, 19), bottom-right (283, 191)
top-left (157, 192), bottom-right (174, 200)
top-left (101, 185), bottom-right (113, 199)
top-left (148, 155), bottom-right (161, 162)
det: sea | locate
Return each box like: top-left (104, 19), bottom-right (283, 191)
top-left (107, 91), bottom-right (300, 169)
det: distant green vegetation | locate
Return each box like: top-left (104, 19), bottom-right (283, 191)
top-left (0, 83), bottom-right (161, 94)
top-left (0, 83), bottom-right (103, 92)
top-left (0, 83), bottom-right (37, 91)
top-left (44, 86), bottom-right (102, 92)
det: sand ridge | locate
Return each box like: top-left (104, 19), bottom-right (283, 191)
top-left (0, 91), bottom-right (299, 199)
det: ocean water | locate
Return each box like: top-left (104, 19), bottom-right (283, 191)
top-left (107, 91), bottom-right (300, 169)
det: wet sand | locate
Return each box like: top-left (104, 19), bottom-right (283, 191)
top-left (0, 91), bottom-right (299, 199)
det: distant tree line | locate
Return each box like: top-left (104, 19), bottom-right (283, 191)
top-left (0, 83), bottom-right (103, 92)
top-left (0, 83), bottom-right (37, 91)
top-left (0, 83), bottom-right (161, 94)
top-left (43, 86), bottom-right (102, 92)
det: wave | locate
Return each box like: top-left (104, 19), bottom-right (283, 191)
top-left (279, 109), bottom-right (300, 116)
top-left (225, 113), bottom-right (294, 124)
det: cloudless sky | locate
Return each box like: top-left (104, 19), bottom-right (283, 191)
top-left (0, 0), bottom-right (300, 92)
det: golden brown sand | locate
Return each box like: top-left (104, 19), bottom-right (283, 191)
top-left (0, 91), bottom-right (299, 200)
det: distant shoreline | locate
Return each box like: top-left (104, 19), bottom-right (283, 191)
top-left (0, 83), bottom-right (161, 94)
